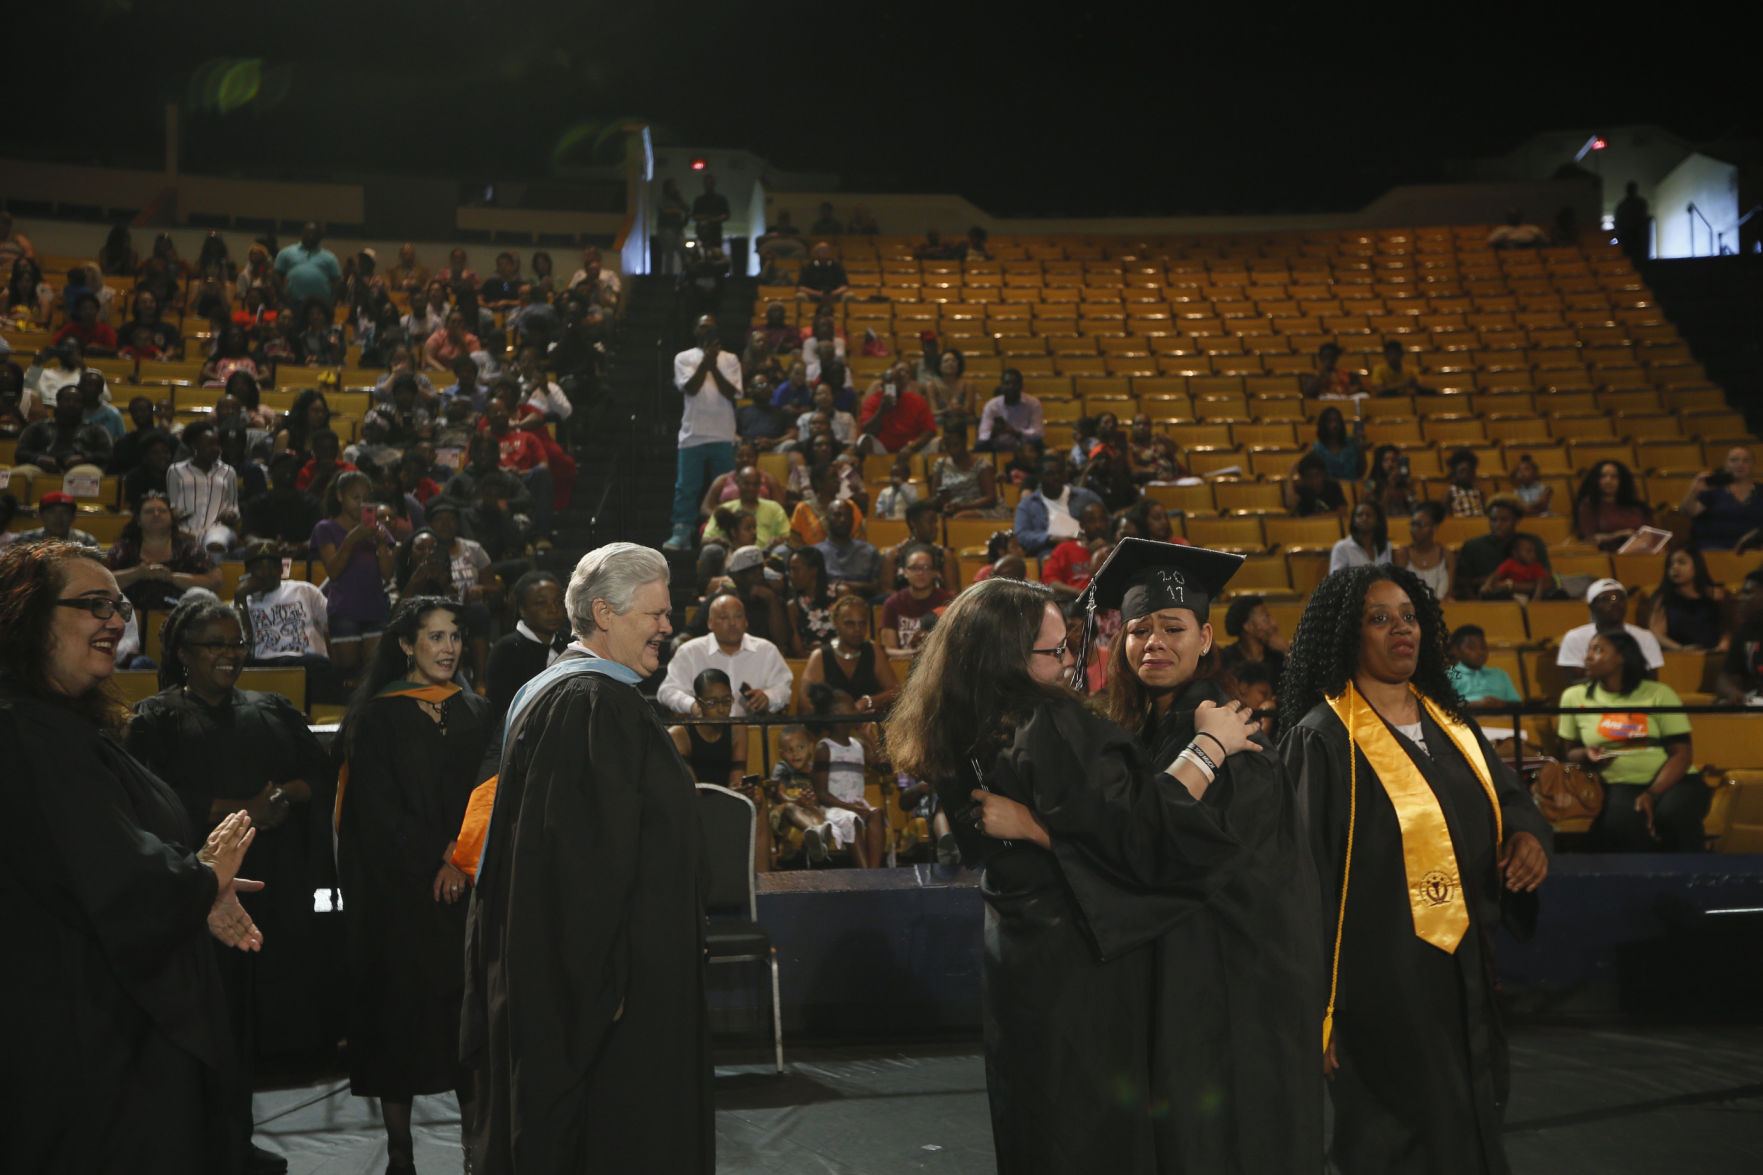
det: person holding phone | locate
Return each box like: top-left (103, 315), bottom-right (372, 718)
top-left (1681, 446), bottom-right (1763, 550)
top-left (312, 471), bottom-right (394, 685)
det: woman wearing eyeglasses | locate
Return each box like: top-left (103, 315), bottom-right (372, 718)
top-left (127, 597), bottom-right (332, 1170)
top-left (1, 540), bottom-right (263, 1172)
top-left (888, 573), bottom-right (1271, 1173)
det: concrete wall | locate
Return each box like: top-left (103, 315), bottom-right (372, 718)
top-left (1655, 152), bottom-right (1743, 258)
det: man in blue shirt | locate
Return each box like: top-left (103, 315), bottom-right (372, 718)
top-left (1013, 455), bottom-right (1103, 556)
top-left (274, 222), bottom-right (341, 308)
top-left (770, 360), bottom-right (815, 414)
top-left (1447, 625), bottom-right (1521, 709)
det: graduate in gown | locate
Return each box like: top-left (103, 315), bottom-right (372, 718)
top-left (335, 597), bottom-right (495, 1175)
top-left (129, 599), bottom-right (333, 1172)
top-left (1276, 564), bottom-right (1551, 1175)
top-left (964, 540), bottom-right (1324, 1173)
top-left (889, 574), bottom-right (1274, 1174)
top-left (463, 543), bottom-right (714, 1174)
top-left (1, 540), bottom-right (262, 1175)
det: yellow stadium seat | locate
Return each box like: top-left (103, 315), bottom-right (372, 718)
top-left (1263, 515), bottom-right (1343, 550)
top-left (1183, 516), bottom-right (1266, 551)
top-left (1441, 600), bottom-right (1529, 647)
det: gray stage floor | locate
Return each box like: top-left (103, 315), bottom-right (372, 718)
top-left (254, 1023), bottom-right (1763, 1173)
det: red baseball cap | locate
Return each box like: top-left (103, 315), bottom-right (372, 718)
top-left (37, 491), bottom-right (77, 508)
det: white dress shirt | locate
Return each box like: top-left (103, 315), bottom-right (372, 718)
top-left (659, 632), bottom-right (794, 716)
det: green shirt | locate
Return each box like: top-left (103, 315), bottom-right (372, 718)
top-left (1556, 679), bottom-right (1690, 787)
top-left (1449, 663), bottom-right (1520, 704)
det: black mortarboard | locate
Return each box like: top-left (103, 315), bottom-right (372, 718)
top-left (1081, 537), bottom-right (1245, 624)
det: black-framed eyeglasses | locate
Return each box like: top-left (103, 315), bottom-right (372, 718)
top-left (697, 695), bottom-right (734, 709)
top-left (56, 596), bottom-right (134, 622)
top-left (1032, 641), bottom-right (1070, 659)
top-left (186, 639), bottom-right (249, 652)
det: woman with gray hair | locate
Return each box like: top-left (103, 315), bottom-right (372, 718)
top-left (463, 542), bottom-right (714, 1173)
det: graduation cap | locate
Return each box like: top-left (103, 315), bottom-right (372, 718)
top-left (1070, 538), bottom-right (1245, 688)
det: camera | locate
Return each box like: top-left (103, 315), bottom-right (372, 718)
top-left (1709, 469), bottom-right (1736, 488)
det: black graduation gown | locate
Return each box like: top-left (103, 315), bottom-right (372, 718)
top-left (0, 680), bottom-right (235, 1174)
top-left (1132, 685), bottom-right (1325, 1175)
top-left (461, 659), bottom-right (713, 1175)
top-left (958, 697), bottom-right (1249, 1175)
top-left (1279, 704), bottom-right (1552, 1175)
top-left (128, 687), bottom-right (334, 1057)
top-left (337, 687), bottom-right (494, 1097)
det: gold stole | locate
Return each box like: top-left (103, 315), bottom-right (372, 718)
top-left (332, 682), bottom-right (462, 837)
top-left (1320, 683), bottom-right (1503, 1054)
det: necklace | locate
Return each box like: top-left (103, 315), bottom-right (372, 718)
top-left (416, 695), bottom-right (449, 734)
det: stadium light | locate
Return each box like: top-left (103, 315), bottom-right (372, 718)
top-left (1573, 134), bottom-right (1608, 164)
top-left (690, 158), bottom-right (707, 171)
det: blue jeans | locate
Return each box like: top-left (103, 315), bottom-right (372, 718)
top-left (671, 441), bottom-right (736, 532)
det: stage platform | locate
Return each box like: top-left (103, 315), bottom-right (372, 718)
top-left (251, 1025), bottom-right (1763, 1173)
top-left (734, 855), bottom-right (1763, 1034)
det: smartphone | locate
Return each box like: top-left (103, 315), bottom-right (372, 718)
top-left (360, 505), bottom-right (378, 528)
top-left (280, 557), bottom-right (293, 578)
top-left (1399, 456), bottom-right (1411, 476)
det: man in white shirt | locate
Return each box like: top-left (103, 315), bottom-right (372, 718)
top-left (975, 369), bottom-right (1045, 451)
top-left (234, 544), bottom-right (330, 661)
top-left (165, 419), bottom-right (240, 552)
top-left (1557, 578), bottom-right (1666, 680)
top-left (665, 314), bottom-right (743, 550)
top-left (659, 592), bottom-right (794, 717)
top-left (566, 246), bottom-right (623, 311)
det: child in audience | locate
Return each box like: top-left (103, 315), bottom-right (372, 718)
top-left (872, 457), bottom-right (919, 520)
top-left (1447, 624), bottom-right (1522, 710)
top-left (1488, 534), bottom-right (1551, 601)
top-left (1445, 448), bottom-right (1487, 517)
top-left (1226, 659), bottom-right (1278, 737)
top-left (809, 683), bottom-right (887, 868)
top-left (119, 325), bottom-right (166, 361)
top-left (1510, 453), bottom-right (1552, 515)
top-left (767, 725), bottom-right (846, 866)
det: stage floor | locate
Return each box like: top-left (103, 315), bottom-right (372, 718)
top-left (252, 1022), bottom-right (1763, 1173)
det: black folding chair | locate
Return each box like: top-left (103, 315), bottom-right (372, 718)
top-left (695, 783), bottom-right (784, 1073)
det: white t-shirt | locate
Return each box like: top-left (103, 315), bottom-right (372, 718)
top-left (1042, 487), bottom-right (1081, 540)
top-left (238, 580), bottom-right (330, 659)
top-left (1555, 622), bottom-right (1665, 670)
top-left (674, 347), bottom-right (742, 448)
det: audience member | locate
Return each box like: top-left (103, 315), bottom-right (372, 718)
top-left (121, 429), bottom-right (177, 512)
top-left (482, 400), bottom-right (555, 533)
top-left (668, 669), bottom-right (748, 790)
top-left (274, 222), bottom-right (340, 308)
top-left (1443, 448), bottom-right (1487, 517)
top-left (106, 491), bottom-right (222, 612)
top-left (1614, 182), bottom-right (1651, 266)
top-left (1646, 546), bottom-right (1730, 653)
top-left (802, 594), bottom-right (900, 714)
top-left (654, 179), bottom-right (690, 274)
top-left (75, 371), bottom-right (125, 442)
top-left (1329, 500), bottom-right (1393, 573)
top-left (879, 499), bottom-right (959, 591)
top-left (311, 471), bottom-right (394, 682)
top-left (243, 451), bottom-right (322, 550)
top-left (295, 428), bottom-right (357, 498)
top-left (1717, 569), bottom-right (1763, 704)
top-left (1301, 342), bottom-right (1365, 399)
top-left (1509, 453), bottom-right (1553, 516)
top-left (814, 499), bottom-right (882, 597)
top-left (1039, 502), bottom-right (1111, 602)
top-left (1485, 534), bottom-right (1551, 602)
top-left (1367, 339), bottom-right (1435, 396)
top-left (1361, 445), bottom-right (1416, 516)
top-left (801, 318), bottom-right (849, 386)
top-left (1224, 659), bottom-right (1278, 736)
top-left (881, 546), bottom-right (954, 657)
top-left (1574, 460), bottom-right (1651, 551)
top-left (1455, 497), bottom-right (1550, 598)
top-left (930, 424), bottom-right (1005, 518)
top-left (809, 685), bottom-right (888, 867)
top-left (1487, 208), bottom-right (1549, 249)
top-left (1558, 629), bottom-right (1702, 851)
top-left (666, 315), bottom-right (742, 550)
top-left (234, 540), bottom-right (330, 664)
top-left (1219, 594), bottom-right (1288, 682)
top-left (1447, 625), bottom-right (1522, 711)
top-left (166, 420), bottom-right (241, 552)
top-left (921, 349), bottom-right (975, 428)
top-left (12, 490), bottom-right (100, 548)
top-left (116, 288), bottom-right (184, 356)
top-left (1681, 446), bottom-right (1763, 550)
top-left (1557, 578), bottom-right (1665, 679)
top-left (1283, 452), bottom-right (1347, 517)
top-left (1014, 454), bottom-right (1102, 556)
top-left (975, 369), bottom-right (1044, 452)
top-left (660, 592), bottom-right (793, 718)
top-left (7, 256), bottom-right (53, 326)
top-left (856, 367), bottom-right (938, 457)
top-left (1310, 407), bottom-right (1364, 480)
top-left (692, 544), bottom-right (791, 646)
top-left (51, 292), bottom-right (118, 355)
top-left (16, 383), bottom-right (114, 473)
top-left (691, 175), bottom-right (731, 246)
top-left (1125, 413), bottom-right (1185, 482)
top-left (796, 243), bottom-right (850, 302)
top-left (872, 457), bottom-right (920, 520)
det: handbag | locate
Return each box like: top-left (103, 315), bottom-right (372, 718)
top-left (1529, 758), bottom-right (1605, 822)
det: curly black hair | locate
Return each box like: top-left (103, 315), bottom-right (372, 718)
top-left (1275, 563), bottom-right (1466, 736)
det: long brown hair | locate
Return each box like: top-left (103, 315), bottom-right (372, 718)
top-left (0, 540), bottom-right (130, 735)
top-left (1101, 611), bottom-right (1221, 738)
top-left (885, 577), bottom-right (1069, 783)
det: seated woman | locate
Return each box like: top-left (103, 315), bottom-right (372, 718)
top-left (784, 545), bottom-right (836, 658)
top-left (668, 668), bottom-right (748, 790)
top-left (1311, 406), bottom-right (1365, 481)
top-left (1360, 444), bottom-right (1416, 517)
top-left (200, 323), bottom-right (266, 388)
top-left (929, 424), bottom-right (1006, 519)
top-left (1329, 499), bottom-right (1393, 574)
top-left (1557, 628), bottom-right (1704, 851)
top-left (801, 593), bottom-right (899, 714)
top-left (6, 256), bottom-right (54, 327)
top-left (1647, 546), bottom-right (1730, 653)
top-left (1681, 446), bottom-right (1763, 551)
top-left (788, 461), bottom-right (865, 548)
top-left (294, 298), bottom-right (346, 367)
top-left (1126, 413), bottom-right (1185, 483)
top-left (1574, 460), bottom-right (1651, 551)
top-left (424, 310), bottom-right (482, 371)
top-left (275, 388), bottom-right (332, 460)
top-left (105, 491), bottom-right (222, 613)
top-left (696, 505), bottom-right (758, 588)
top-left (921, 348), bottom-right (975, 429)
